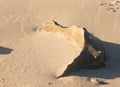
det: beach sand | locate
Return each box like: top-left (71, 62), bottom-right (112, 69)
top-left (0, 0), bottom-right (120, 87)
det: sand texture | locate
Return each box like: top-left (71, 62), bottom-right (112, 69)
top-left (0, 0), bottom-right (120, 87)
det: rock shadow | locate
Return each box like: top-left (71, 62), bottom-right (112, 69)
top-left (0, 46), bottom-right (13, 54)
top-left (69, 33), bottom-right (120, 79)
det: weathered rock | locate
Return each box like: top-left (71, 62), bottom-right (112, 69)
top-left (41, 20), bottom-right (105, 78)
top-left (58, 28), bottom-right (105, 77)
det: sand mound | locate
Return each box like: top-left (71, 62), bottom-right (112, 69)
top-left (41, 20), bottom-right (84, 77)
top-left (41, 21), bottom-right (105, 77)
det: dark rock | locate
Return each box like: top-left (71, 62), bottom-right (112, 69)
top-left (58, 28), bottom-right (105, 78)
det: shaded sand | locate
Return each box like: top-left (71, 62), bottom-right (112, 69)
top-left (0, 0), bottom-right (120, 87)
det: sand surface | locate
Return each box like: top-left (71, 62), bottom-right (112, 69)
top-left (0, 0), bottom-right (120, 87)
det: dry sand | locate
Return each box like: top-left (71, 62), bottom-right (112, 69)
top-left (0, 0), bottom-right (120, 87)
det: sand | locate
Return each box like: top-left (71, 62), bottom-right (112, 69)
top-left (0, 0), bottom-right (120, 87)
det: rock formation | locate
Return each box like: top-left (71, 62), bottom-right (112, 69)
top-left (41, 20), bottom-right (105, 78)
top-left (59, 28), bottom-right (105, 77)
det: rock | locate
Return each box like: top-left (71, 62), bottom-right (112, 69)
top-left (41, 20), bottom-right (105, 78)
top-left (58, 28), bottom-right (105, 77)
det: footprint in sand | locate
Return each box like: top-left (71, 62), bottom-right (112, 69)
top-left (0, 78), bottom-right (7, 87)
top-left (21, 24), bottom-right (38, 34)
top-left (100, 0), bottom-right (120, 12)
top-left (15, 16), bottom-right (39, 34)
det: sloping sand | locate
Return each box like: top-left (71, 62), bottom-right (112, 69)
top-left (0, 0), bottom-right (120, 87)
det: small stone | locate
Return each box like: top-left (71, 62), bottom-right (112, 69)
top-left (48, 82), bottom-right (52, 85)
top-left (2, 78), bottom-right (5, 82)
top-left (90, 78), bottom-right (109, 85)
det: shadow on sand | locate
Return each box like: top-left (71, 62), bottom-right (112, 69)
top-left (0, 46), bottom-right (13, 54)
top-left (69, 34), bottom-right (120, 79)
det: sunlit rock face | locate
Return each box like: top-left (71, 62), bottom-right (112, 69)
top-left (41, 20), bottom-right (85, 49)
top-left (41, 20), bottom-right (105, 78)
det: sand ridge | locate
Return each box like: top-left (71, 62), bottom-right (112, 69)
top-left (0, 0), bottom-right (120, 87)
top-left (41, 20), bottom-right (85, 49)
